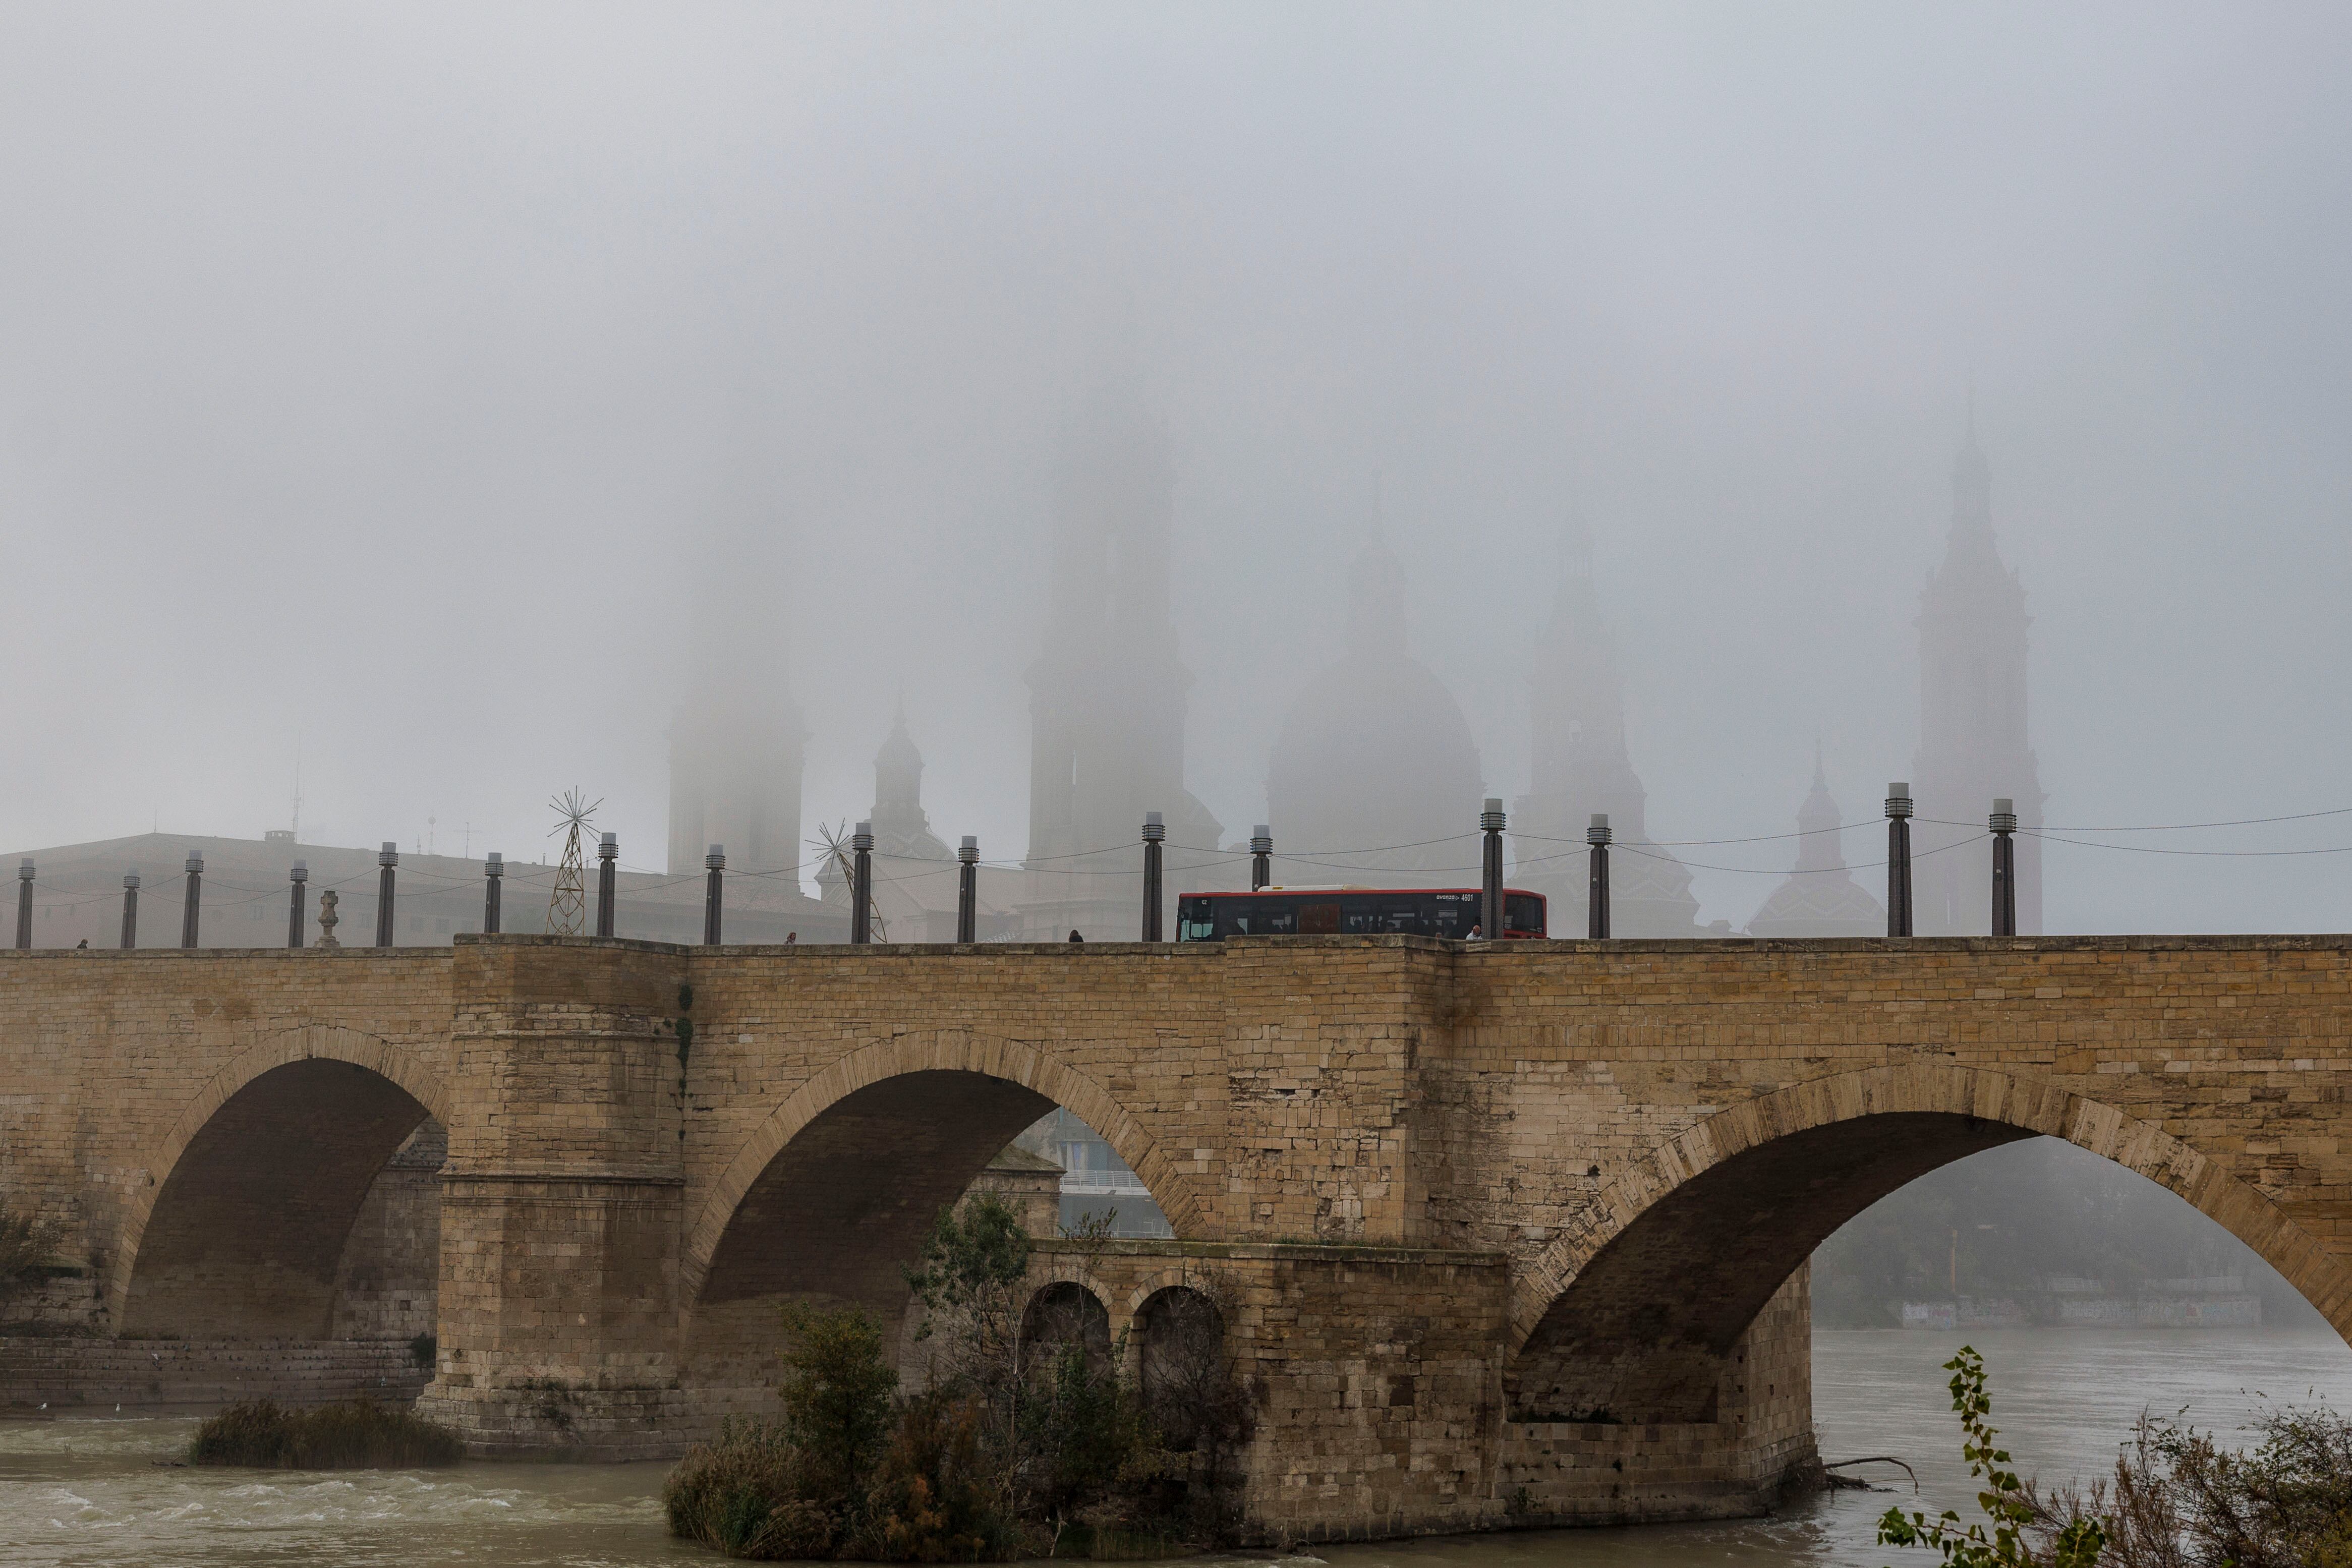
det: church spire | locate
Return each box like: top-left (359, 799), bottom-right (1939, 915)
top-left (1914, 403), bottom-right (2044, 934)
top-left (1791, 746), bottom-right (1846, 875)
top-left (1951, 395), bottom-right (1994, 539)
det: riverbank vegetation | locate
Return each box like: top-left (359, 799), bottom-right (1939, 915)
top-left (189, 1399), bottom-right (465, 1469)
top-left (1881, 1344), bottom-right (2352, 1568)
top-left (665, 1195), bottom-right (1251, 1561)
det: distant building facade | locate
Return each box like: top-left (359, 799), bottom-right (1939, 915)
top-left (1512, 521), bottom-right (1702, 937)
top-left (6, 829), bottom-right (845, 950)
top-left (1913, 418), bottom-right (2044, 935)
top-left (666, 681), bottom-right (808, 884)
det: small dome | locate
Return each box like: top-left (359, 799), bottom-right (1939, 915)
top-left (1265, 538), bottom-right (1482, 881)
top-left (1747, 760), bottom-right (1884, 938)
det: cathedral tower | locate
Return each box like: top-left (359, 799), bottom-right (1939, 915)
top-left (1512, 518), bottom-right (1702, 937)
top-left (1264, 528), bottom-right (1483, 884)
top-left (1019, 391), bottom-right (1221, 939)
top-left (665, 498), bottom-right (808, 880)
top-left (665, 687), bottom-right (807, 879)
top-left (1912, 414), bottom-right (2044, 934)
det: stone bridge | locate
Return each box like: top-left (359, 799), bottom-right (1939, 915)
top-left (2, 934), bottom-right (2347, 1539)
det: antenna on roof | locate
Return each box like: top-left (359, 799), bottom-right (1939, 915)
top-left (546, 789), bottom-right (601, 936)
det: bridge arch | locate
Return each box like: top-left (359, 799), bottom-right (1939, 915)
top-left (682, 1031), bottom-right (1197, 1338)
top-left (1509, 1063), bottom-right (2352, 1424)
top-left (112, 1025), bottom-right (449, 1337)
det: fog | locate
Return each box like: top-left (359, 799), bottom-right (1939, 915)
top-left (4, 3), bottom-right (2348, 933)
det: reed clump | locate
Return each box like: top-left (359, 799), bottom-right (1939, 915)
top-left (189, 1398), bottom-right (465, 1469)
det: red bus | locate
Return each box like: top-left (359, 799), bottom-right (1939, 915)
top-left (1176, 887), bottom-right (1547, 942)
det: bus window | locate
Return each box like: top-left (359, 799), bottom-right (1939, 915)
top-left (1506, 894), bottom-right (1547, 937)
top-left (1344, 898), bottom-right (1426, 935)
top-left (1300, 902), bottom-right (1340, 934)
top-left (1179, 902), bottom-right (1217, 941)
top-left (1428, 894), bottom-right (1478, 940)
top-left (1224, 899), bottom-right (1297, 937)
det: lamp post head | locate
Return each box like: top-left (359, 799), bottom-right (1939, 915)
top-left (705, 844), bottom-right (726, 871)
top-left (958, 836), bottom-right (978, 864)
top-left (291, 860), bottom-right (308, 883)
top-left (1481, 797), bottom-right (1506, 833)
top-left (123, 873), bottom-right (140, 889)
top-left (17, 858), bottom-right (31, 881)
top-left (185, 852), bottom-right (203, 875)
top-left (379, 842), bottom-right (399, 867)
top-left (598, 832), bottom-right (617, 860)
top-left (1886, 782), bottom-right (1914, 820)
top-left (851, 823), bottom-right (874, 853)
top-left (1587, 812), bottom-right (1613, 846)
top-left (1250, 824), bottom-right (1272, 855)
top-left (1141, 811), bottom-right (1166, 844)
top-left (1989, 798), bottom-right (2018, 834)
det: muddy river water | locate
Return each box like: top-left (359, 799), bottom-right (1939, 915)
top-left (6, 1330), bottom-right (2349, 1567)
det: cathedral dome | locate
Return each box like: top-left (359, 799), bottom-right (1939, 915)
top-left (1264, 537), bottom-right (1483, 881)
top-left (1746, 757), bottom-right (1884, 939)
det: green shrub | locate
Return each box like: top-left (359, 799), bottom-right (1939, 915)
top-left (776, 1302), bottom-right (897, 1503)
top-left (664, 1420), bottom-right (838, 1561)
top-left (1878, 1347), bottom-right (2106, 1568)
top-left (189, 1399), bottom-right (463, 1469)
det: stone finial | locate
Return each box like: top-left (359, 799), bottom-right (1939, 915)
top-left (315, 888), bottom-right (341, 949)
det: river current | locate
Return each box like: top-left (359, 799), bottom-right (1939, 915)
top-left (6, 1330), bottom-right (2349, 1567)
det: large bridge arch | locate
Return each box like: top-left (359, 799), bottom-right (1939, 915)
top-left (680, 1031), bottom-right (1198, 1363)
top-left (112, 1025), bottom-right (450, 1337)
top-left (1508, 1063), bottom-right (2352, 1424)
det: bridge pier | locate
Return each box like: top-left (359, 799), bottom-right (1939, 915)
top-left (414, 941), bottom-right (692, 1456)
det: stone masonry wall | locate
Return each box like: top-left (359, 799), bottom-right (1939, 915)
top-left (0, 1337), bottom-right (430, 1410)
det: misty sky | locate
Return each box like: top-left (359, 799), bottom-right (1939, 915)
top-left (4, 3), bottom-right (2347, 933)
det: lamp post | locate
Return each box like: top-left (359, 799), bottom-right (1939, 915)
top-left (850, 823), bottom-right (873, 945)
top-left (1990, 797), bottom-right (2018, 937)
top-left (957, 837), bottom-right (978, 944)
top-left (703, 845), bottom-right (725, 945)
top-left (375, 843), bottom-right (398, 948)
top-left (1885, 783), bottom-right (1914, 938)
top-left (1141, 811), bottom-right (1165, 942)
top-left (180, 852), bottom-right (204, 948)
top-left (287, 861), bottom-right (308, 949)
top-left (120, 874), bottom-right (140, 950)
top-left (1479, 798), bottom-right (1506, 940)
top-left (483, 853), bottom-right (504, 935)
top-left (596, 832), bottom-right (618, 938)
top-left (1587, 814), bottom-right (1613, 940)
top-left (1250, 825), bottom-right (1272, 891)
top-left (15, 859), bottom-right (32, 951)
